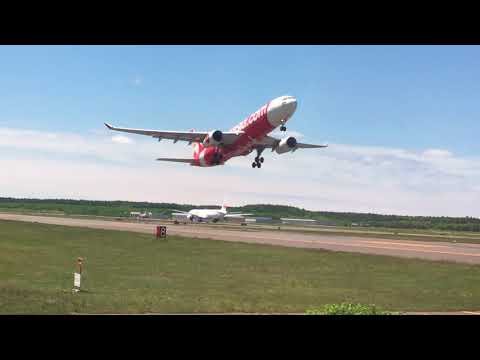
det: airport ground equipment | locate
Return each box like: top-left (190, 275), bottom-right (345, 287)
top-left (155, 225), bottom-right (167, 239)
top-left (72, 257), bottom-right (84, 293)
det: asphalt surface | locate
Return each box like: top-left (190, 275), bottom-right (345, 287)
top-left (2, 213), bottom-right (480, 264)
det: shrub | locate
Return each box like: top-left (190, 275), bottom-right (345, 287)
top-left (305, 303), bottom-right (393, 315)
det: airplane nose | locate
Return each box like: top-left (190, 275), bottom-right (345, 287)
top-left (288, 97), bottom-right (297, 111)
top-left (283, 96), bottom-right (297, 114)
top-left (266, 96), bottom-right (298, 128)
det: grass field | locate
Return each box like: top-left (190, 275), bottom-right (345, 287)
top-left (1, 219), bottom-right (480, 314)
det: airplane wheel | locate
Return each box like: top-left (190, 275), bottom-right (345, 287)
top-left (260, 157), bottom-right (264, 163)
top-left (257, 162), bottom-right (261, 168)
top-left (252, 162), bottom-right (257, 168)
top-left (280, 125), bottom-right (286, 131)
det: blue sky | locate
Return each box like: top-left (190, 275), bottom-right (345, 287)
top-left (1, 45), bottom-right (479, 154)
top-left (1, 46), bottom-right (479, 216)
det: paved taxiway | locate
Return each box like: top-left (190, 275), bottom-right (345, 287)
top-left (2, 213), bottom-right (480, 264)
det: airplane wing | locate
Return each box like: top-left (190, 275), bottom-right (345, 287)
top-left (254, 135), bottom-right (328, 151)
top-left (172, 213), bottom-right (189, 217)
top-left (296, 143), bottom-right (329, 149)
top-left (170, 209), bottom-right (190, 214)
top-left (226, 212), bottom-right (254, 215)
top-left (105, 123), bottom-right (242, 145)
top-left (224, 213), bottom-right (254, 218)
top-left (157, 158), bottom-right (195, 164)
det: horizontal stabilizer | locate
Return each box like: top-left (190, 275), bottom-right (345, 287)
top-left (156, 158), bottom-right (195, 164)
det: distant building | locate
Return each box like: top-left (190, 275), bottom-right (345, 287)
top-left (226, 216), bottom-right (246, 223)
top-left (172, 213), bottom-right (188, 223)
top-left (130, 211), bottom-right (152, 218)
top-left (281, 218), bottom-right (317, 225)
top-left (246, 217), bottom-right (274, 224)
top-left (317, 220), bottom-right (337, 227)
top-left (280, 218), bottom-right (337, 226)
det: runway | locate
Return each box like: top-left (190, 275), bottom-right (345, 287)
top-left (2, 213), bottom-right (480, 265)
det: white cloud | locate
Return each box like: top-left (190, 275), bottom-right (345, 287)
top-left (423, 148), bottom-right (452, 158)
top-left (112, 135), bottom-right (134, 144)
top-left (0, 127), bottom-right (479, 218)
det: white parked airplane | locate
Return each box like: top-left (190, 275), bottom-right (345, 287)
top-left (171, 205), bottom-right (252, 223)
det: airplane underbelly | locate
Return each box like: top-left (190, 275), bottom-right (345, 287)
top-left (224, 121), bottom-right (274, 159)
top-left (246, 115), bottom-right (276, 138)
top-left (223, 135), bottom-right (253, 159)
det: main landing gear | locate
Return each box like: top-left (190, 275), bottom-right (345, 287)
top-left (280, 125), bottom-right (287, 131)
top-left (212, 149), bottom-right (223, 165)
top-left (251, 148), bottom-right (265, 169)
top-left (252, 156), bottom-right (264, 168)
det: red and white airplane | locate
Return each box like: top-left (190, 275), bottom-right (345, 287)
top-left (105, 95), bottom-right (327, 169)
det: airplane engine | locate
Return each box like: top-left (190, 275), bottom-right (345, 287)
top-left (203, 130), bottom-right (223, 147)
top-left (275, 137), bottom-right (297, 154)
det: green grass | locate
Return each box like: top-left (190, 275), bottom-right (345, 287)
top-left (1, 219), bottom-right (480, 314)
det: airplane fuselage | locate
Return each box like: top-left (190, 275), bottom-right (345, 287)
top-left (189, 209), bottom-right (226, 221)
top-left (192, 96), bottom-right (297, 167)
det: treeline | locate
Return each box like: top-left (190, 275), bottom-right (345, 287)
top-left (239, 205), bottom-right (480, 232)
top-left (0, 197), bottom-right (193, 217)
top-left (0, 198), bottom-right (479, 232)
top-left (312, 212), bottom-right (480, 232)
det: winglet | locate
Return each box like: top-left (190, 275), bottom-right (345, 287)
top-left (104, 123), bottom-right (114, 130)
